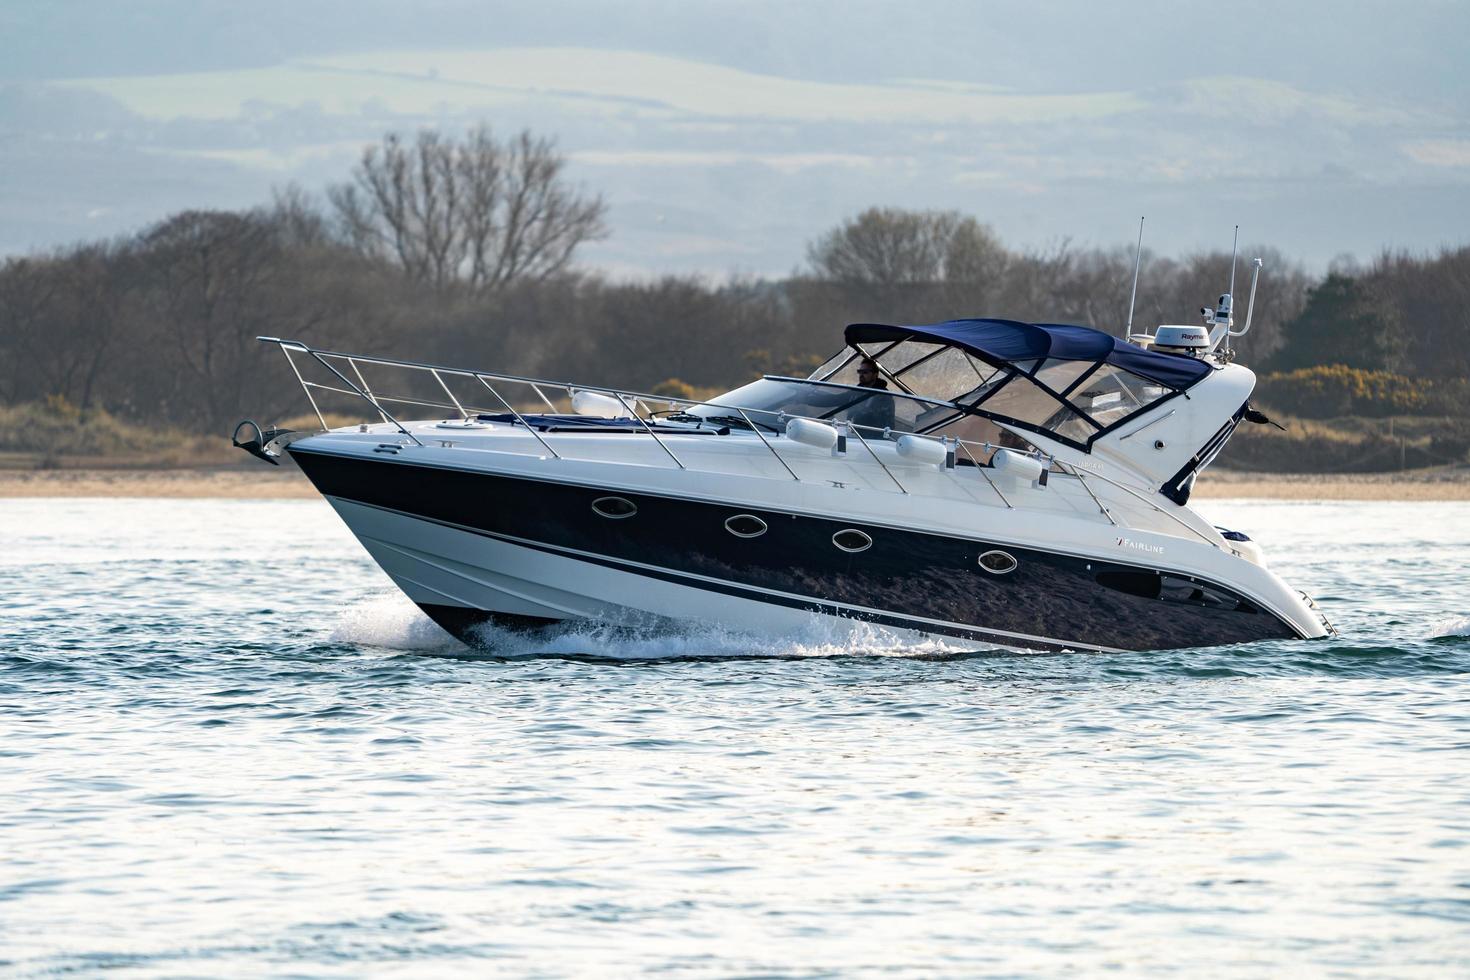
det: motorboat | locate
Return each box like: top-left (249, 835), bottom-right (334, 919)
top-left (235, 281), bottom-right (1334, 653)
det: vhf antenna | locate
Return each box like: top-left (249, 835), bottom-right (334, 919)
top-left (1124, 216), bottom-right (1144, 341)
top-left (1206, 225), bottom-right (1243, 354)
top-left (1225, 224), bottom-right (1239, 354)
top-left (1229, 224), bottom-right (1239, 305)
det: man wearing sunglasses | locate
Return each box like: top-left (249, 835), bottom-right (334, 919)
top-left (848, 358), bottom-right (896, 432)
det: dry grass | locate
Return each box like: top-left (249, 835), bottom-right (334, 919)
top-left (0, 401), bottom-right (236, 468)
top-left (0, 403), bottom-right (380, 471)
top-left (1195, 467), bottom-right (1470, 500)
top-left (1221, 413), bottom-right (1464, 472)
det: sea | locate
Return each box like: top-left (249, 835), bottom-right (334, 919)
top-left (2, 497), bottom-right (1467, 976)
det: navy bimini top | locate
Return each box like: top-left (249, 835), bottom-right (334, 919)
top-left (845, 318), bottom-right (1210, 391)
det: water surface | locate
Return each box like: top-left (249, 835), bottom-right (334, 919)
top-left (2, 498), bottom-right (1467, 975)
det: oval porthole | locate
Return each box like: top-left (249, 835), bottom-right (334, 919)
top-left (592, 496), bottom-right (637, 519)
top-left (978, 550), bottom-right (1018, 575)
top-left (725, 514), bottom-right (767, 538)
top-left (832, 529), bottom-right (872, 553)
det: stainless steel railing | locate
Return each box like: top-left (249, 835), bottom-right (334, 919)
top-left (259, 337), bottom-right (1225, 550)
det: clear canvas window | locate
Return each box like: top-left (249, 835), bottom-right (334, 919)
top-left (1068, 365), bottom-right (1170, 428)
top-left (872, 341), bottom-right (946, 375)
top-left (1033, 358), bottom-right (1097, 397)
top-left (896, 346), bottom-right (1001, 402)
top-left (811, 349), bottom-right (858, 383)
top-left (976, 375), bottom-right (1095, 438)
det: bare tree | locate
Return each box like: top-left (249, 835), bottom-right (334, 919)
top-left (0, 256), bottom-right (60, 404)
top-left (136, 211), bottom-right (279, 429)
top-left (0, 243), bottom-right (139, 413)
top-left (59, 243), bottom-right (138, 414)
top-left (328, 126), bottom-right (608, 294)
top-left (1358, 246), bottom-right (1470, 380)
top-left (268, 184), bottom-right (335, 249)
top-left (806, 207), bottom-right (1006, 286)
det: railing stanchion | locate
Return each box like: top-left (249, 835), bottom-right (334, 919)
top-left (848, 424), bottom-right (907, 494)
top-left (430, 369), bottom-right (469, 420)
top-left (957, 440), bottom-right (1010, 508)
top-left (1065, 463), bottom-right (1116, 525)
top-left (280, 346), bottom-right (328, 432)
top-left (736, 409), bottom-right (799, 482)
top-left (614, 393), bottom-right (685, 470)
top-left (348, 357), bottom-right (390, 424)
top-left (474, 375), bottom-right (561, 460)
top-left (529, 383), bottom-right (557, 412)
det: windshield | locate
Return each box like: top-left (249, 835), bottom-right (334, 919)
top-left (684, 378), bottom-right (960, 436)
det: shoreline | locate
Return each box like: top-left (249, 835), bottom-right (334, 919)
top-left (1, 466), bottom-right (1467, 501)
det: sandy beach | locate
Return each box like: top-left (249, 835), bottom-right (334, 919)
top-left (1190, 469), bottom-right (1470, 500)
top-left (2, 465), bottom-right (1467, 500)
top-left (0, 467), bottom-right (319, 499)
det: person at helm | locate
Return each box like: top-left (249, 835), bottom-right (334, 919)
top-left (847, 358), bottom-right (896, 431)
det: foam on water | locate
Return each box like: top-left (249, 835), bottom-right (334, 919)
top-left (470, 616), bottom-right (1004, 661)
top-left (329, 593), bottom-right (460, 651)
top-left (331, 591), bottom-right (1007, 660)
top-left (1428, 614), bottom-right (1470, 638)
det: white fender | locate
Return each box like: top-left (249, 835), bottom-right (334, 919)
top-left (993, 448), bottom-right (1045, 482)
top-left (895, 434), bottom-right (947, 465)
top-left (572, 390), bottom-right (626, 417)
top-left (786, 418), bottom-right (839, 450)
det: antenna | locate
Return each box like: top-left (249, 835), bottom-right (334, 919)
top-left (1224, 225), bottom-right (1239, 353)
top-left (1206, 225), bottom-right (1243, 352)
top-left (1228, 224), bottom-right (1239, 306)
top-left (1124, 216), bottom-right (1144, 340)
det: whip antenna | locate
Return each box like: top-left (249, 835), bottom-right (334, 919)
top-left (1224, 224), bottom-right (1239, 353)
top-left (1229, 224), bottom-right (1239, 304)
top-left (1124, 216), bottom-right (1144, 340)
top-left (1207, 225), bottom-right (1242, 352)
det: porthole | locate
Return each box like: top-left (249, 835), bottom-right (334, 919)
top-left (978, 550), bottom-right (1018, 575)
top-left (725, 514), bottom-right (767, 538)
top-left (832, 529), bottom-right (872, 553)
top-left (592, 496), bottom-right (637, 519)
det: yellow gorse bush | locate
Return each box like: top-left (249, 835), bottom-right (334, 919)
top-left (1255, 365), bottom-right (1465, 418)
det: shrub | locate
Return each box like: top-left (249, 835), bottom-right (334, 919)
top-left (1253, 365), bottom-right (1468, 419)
top-left (650, 378), bottom-right (697, 400)
top-left (1218, 414), bottom-right (1445, 472)
top-left (1430, 420), bottom-right (1470, 464)
top-left (0, 400), bottom-right (234, 465)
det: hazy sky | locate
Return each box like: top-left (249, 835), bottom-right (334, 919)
top-left (2, 0), bottom-right (1467, 276)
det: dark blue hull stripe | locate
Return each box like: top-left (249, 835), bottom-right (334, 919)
top-left (334, 497), bottom-right (1116, 653)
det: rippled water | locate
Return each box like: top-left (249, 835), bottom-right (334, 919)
top-left (2, 497), bottom-right (1468, 976)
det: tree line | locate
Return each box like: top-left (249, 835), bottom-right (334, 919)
top-left (1, 126), bottom-right (1466, 440)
